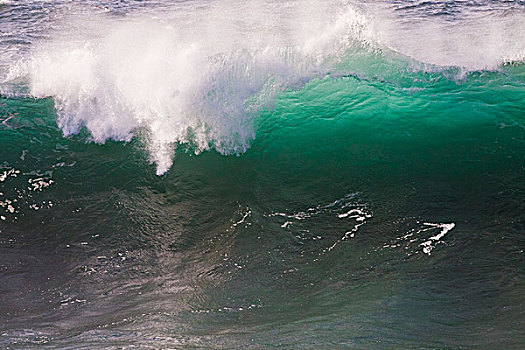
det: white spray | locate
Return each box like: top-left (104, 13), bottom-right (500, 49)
top-left (13, 1), bottom-right (373, 174)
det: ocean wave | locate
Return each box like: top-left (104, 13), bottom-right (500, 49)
top-left (6, 1), bottom-right (375, 174)
top-left (2, 0), bottom-right (524, 174)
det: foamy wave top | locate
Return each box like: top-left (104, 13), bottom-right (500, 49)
top-left (7, 0), bottom-right (523, 174)
top-left (12, 2), bottom-right (372, 174)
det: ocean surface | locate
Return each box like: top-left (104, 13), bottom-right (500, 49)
top-left (0, 0), bottom-right (524, 348)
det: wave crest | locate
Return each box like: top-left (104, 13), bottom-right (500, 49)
top-left (12, 2), bottom-right (372, 174)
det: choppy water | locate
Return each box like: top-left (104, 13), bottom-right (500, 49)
top-left (0, 0), bottom-right (524, 348)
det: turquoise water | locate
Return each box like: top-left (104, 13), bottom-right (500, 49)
top-left (0, 1), bottom-right (524, 348)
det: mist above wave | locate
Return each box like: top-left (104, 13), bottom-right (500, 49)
top-left (367, 1), bottom-right (525, 71)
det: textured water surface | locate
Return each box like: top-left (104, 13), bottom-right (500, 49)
top-left (0, 0), bottom-right (524, 349)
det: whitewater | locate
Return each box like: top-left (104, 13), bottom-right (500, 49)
top-left (2, 0), bottom-right (524, 174)
top-left (0, 0), bottom-right (524, 349)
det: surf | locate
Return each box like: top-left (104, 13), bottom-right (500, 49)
top-left (2, 0), bottom-right (524, 175)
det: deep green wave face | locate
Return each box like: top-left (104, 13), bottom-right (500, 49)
top-left (1, 1), bottom-right (524, 349)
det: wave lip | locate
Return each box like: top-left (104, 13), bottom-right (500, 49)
top-left (3, 1), bottom-right (524, 174)
top-left (4, 2), bottom-right (374, 174)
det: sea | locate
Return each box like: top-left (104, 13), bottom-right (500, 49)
top-left (0, 0), bottom-right (524, 348)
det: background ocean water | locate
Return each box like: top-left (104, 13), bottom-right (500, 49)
top-left (0, 0), bottom-right (524, 348)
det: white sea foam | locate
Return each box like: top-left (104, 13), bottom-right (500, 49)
top-left (420, 222), bottom-right (455, 255)
top-left (368, 3), bottom-right (525, 71)
top-left (4, 1), bottom-right (524, 174)
top-left (8, 1), bottom-right (373, 174)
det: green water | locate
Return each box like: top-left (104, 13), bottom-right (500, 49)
top-left (0, 60), bottom-right (524, 348)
